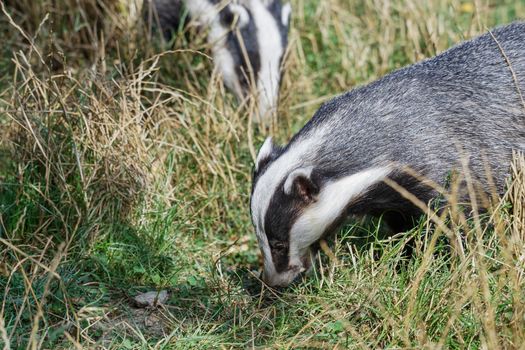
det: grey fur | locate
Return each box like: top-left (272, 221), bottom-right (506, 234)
top-left (252, 22), bottom-right (525, 286)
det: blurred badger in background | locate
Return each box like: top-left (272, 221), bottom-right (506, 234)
top-left (250, 22), bottom-right (525, 287)
top-left (144, 0), bottom-right (292, 121)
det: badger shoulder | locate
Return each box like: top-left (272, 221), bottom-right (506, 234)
top-left (285, 22), bottom-right (525, 192)
top-left (304, 22), bottom-right (525, 127)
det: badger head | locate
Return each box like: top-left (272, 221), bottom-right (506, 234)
top-left (188, 0), bottom-right (292, 121)
top-left (250, 137), bottom-right (392, 287)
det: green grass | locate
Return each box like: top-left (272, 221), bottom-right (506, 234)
top-left (1, 0), bottom-right (525, 348)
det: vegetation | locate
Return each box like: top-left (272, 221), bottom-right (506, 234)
top-left (0, 0), bottom-right (524, 348)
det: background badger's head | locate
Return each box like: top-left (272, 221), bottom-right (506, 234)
top-left (209, 0), bottom-right (291, 121)
top-left (150, 0), bottom-right (292, 121)
top-left (227, 0), bottom-right (291, 121)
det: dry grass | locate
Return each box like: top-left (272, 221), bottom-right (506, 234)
top-left (0, 0), bottom-right (524, 348)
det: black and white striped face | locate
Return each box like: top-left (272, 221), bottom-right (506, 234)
top-left (148, 0), bottom-right (290, 120)
top-left (194, 0), bottom-right (291, 121)
top-left (250, 137), bottom-right (392, 287)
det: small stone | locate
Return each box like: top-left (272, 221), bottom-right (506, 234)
top-left (133, 290), bottom-right (169, 308)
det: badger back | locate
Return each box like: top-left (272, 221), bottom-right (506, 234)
top-left (143, 0), bottom-right (186, 39)
top-left (146, 0), bottom-right (292, 121)
top-left (251, 22), bottom-right (525, 287)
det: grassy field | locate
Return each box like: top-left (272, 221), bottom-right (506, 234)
top-left (1, 0), bottom-right (525, 348)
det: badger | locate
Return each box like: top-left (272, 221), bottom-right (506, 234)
top-left (144, 0), bottom-right (292, 121)
top-left (250, 22), bottom-right (525, 287)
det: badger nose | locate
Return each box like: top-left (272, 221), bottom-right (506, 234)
top-left (252, 91), bottom-right (278, 122)
top-left (252, 105), bottom-right (275, 123)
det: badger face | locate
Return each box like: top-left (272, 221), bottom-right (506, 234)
top-left (209, 0), bottom-right (292, 121)
top-left (250, 138), bottom-right (317, 287)
top-left (251, 137), bottom-right (392, 287)
top-left (148, 0), bottom-right (291, 120)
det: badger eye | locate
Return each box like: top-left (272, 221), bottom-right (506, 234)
top-left (269, 241), bottom-right (288, 250)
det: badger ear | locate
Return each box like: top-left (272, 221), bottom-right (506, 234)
top-left (281, 3), bottom-right (292, 27)
top-left (284, 167), bottom-right (318, 202)
top-left (255, 137), bottom-right (275, 171)
top-left (221, 3), bottom-right (250, 28)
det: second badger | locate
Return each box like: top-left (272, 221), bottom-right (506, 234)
top-left (250, 22), bottom-right (525, 287)
top-left (145, 0), bottom-right (292, 121)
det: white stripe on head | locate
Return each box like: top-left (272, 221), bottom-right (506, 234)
top-left (213, 44), bottom-right (244, 99)
top-left (246, 0), bottom-right (285, 121)
top-left (193, 1), bottom-right (243, 98)
top-left (229, 3), bottom-right (250, 27)
top-left (262, 166), bottom-right (391, 286)
top-left (255, 136), bottom-right (274, 171)
top-left (288, 167), bottom-right (392, 259)
top-left (255, 163), bottom-right (392, 287)
top-left (184, 0), bottom-right (220, 26)
top-left (251, 127), bottom-right (329, 277)
top-left (281, 3), bottom-right (292, 26)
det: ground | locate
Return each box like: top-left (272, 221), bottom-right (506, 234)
top-left (0, 0), bottom-right (524, 349)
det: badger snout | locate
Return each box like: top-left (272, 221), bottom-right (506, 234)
top-left (262, 250), bottom-right (313, 288)
top-left (262, 264), bottom-right (303, 288)
top-left (262, 269), bottom-right (296, 288)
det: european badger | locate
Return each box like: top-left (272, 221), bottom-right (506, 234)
top-left (251, 22), bottom-right (525, 287)
top-left (145, 0), bottom-right (292, 121)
